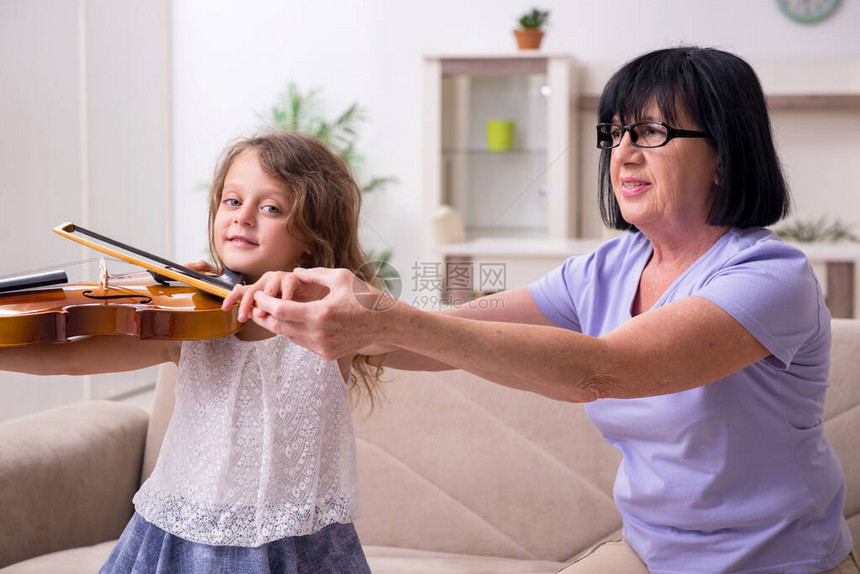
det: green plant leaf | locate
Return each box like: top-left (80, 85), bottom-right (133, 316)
top-left (362, 176), bottom-right (398, 194)
top-left (774, 217), bottom-right (859, 243)
top-left (519, 7), bottom-right (549, 28)
top-left (265, 81), bottom-right (398, 262)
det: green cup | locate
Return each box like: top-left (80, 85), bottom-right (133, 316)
top-left (486, 120), bottom-right (514, 152)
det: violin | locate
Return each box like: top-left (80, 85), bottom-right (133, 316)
top-left (0, 223), bottom-right (243, 347)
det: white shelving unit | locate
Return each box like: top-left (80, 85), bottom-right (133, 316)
top-left (423, 54), bottom-right (577, 301)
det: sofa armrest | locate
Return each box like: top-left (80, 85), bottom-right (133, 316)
top-left (0, 401), bottom-right (149, 568)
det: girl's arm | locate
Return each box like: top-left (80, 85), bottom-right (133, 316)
top-left (0, 336), bottom-right (180, 376)
top-left (231, 268), bottom-right (768, 403)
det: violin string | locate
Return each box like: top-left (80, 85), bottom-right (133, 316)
top-left (0, 256), bottom-right (127, 280)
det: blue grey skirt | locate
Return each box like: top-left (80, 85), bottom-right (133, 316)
top-left (100, 512), bottom-right (371, 574)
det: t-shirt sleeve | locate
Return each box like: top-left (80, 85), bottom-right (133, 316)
top-left (695, 241), bottom-right (825, 370)
top-left (528, 256), bottom-right (583, 332)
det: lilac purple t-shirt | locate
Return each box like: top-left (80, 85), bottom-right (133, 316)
top-left (528, 227), bottom-right (852, 573)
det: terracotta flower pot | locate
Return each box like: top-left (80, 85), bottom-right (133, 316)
top-left (514, 28), bottom-right (544, 50)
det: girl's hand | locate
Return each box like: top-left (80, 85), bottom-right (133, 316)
top-left (185, 259), bottom-right (219, 274)
top-left (223, 267), bottom-right (397, 359)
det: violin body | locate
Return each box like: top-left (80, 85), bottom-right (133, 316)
top-left (0, 279), bottom-right (240, 347)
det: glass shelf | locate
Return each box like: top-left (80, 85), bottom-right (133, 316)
top-left (440, 71), bottom-right (550, 236)
top-left (442, 148), bottom-right (548, 156)
top-left (464, 225), bottom-right (548, 239)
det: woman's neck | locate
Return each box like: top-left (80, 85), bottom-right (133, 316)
top-left (644, 224), bottom-right (730, 271)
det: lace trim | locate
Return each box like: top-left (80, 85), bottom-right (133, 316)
top-left (134, 486), bottom-right (358, 546)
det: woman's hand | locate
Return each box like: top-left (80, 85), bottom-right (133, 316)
top-left (222, 270), bottom-right (328, 322)
top-left (221, 268), bottom-right (395, 360)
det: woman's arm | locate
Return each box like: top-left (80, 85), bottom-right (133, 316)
top-left (362, 287), bottom-right (555, 370)
top-left (228, 268), bottom-right (769, 402)
top-left (382, 295), bottom-right (768, 401)
top-left (0, 336), bottom-right (180, 376)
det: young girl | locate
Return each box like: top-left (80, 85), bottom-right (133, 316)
top-left (0, 131), bottom-right (383, 573)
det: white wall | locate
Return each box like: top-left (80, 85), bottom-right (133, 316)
top-left (172, 0), bottom-right (860, 296)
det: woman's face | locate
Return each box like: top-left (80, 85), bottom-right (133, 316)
top-left (609, 100), bottom-right (720, 236)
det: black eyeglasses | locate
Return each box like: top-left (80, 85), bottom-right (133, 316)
top-left (596, 121), bottom-right (708, 149)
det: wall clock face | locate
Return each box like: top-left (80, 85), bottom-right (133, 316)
top-left (777, 0), bottom-right (841, 23)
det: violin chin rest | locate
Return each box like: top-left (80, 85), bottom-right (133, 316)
top-left (215, 267), bottom-right (244, 287)
top-left (147, 268), bottom-right (243, 289)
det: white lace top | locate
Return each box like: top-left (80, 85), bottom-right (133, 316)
top-left (133, 335), bottom-right (360, 547)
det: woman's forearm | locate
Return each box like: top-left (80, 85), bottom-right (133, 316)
top-left (364, 287), bottom-right (550, 372)
top-left (378, 349), bottom-right (454, 371)
top-left (382, 302), bottom-right (603, 402)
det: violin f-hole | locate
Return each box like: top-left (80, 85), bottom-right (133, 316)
top-left (81, 291), bottom-right (153, 305)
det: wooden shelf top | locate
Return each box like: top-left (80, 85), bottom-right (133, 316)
top-left (434, 236), bottom-right (860, 262)
top-left (579, 94), bottom-right (860, 113)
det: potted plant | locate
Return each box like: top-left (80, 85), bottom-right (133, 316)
top-left (514, 8), bottom-right (549, 50)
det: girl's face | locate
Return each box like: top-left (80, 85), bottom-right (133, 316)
top-left (610, 100), bottom-right (720, 236)
top-left (213, 150), bottom-right (310, 283)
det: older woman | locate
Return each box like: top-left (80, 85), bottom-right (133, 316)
top-left (224, 47), bottom-right (856, 573)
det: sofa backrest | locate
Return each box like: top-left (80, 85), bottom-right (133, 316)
top-left (352, 368), bottom-right (623, 562)
top-left (823, 319), bottom-right (860, 550)
top-left (141, 362), bottom-right (178, 484)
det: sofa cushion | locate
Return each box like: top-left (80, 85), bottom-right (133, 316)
top-left (0, 541), bottom-right (115, 574)
top-left (365, 545), bottom-right (564, 573)
top-left (0, 541), bottom-right (565, 574)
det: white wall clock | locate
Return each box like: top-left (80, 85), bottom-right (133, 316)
top-left (777, 0), bottom-right (841, 23)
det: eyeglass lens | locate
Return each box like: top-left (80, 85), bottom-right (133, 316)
top-left (597, 122), bottom-right (670, 149)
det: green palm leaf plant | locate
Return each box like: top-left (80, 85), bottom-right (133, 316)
top-left (270, 83), bottom-right (396, 194)
top-left (269, 82), bottom-right (397, 280)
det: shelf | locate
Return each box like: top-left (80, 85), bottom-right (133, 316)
top-left (437, 57), bottom-right (549, 77)
top-left (464, 225), bottom-right (548, 238)
top-left (442, 148), bottom-right (547, 156)
top-left (578, 93), bottom-right (860, 113)
top-left (435, 237), bottom-right (605, 258)
top-left (434, 237), bottom-right (860, 262)
top-left (425, 53), bottom-right (578, 260)
top-left (766, 95), bottom-right (860, 112)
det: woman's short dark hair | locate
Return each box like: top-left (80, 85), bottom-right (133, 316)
top-left (597, 46), bottom-right (790, 230)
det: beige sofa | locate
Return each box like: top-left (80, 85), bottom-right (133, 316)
top-left (1, 319), bottom-right (859, 573)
